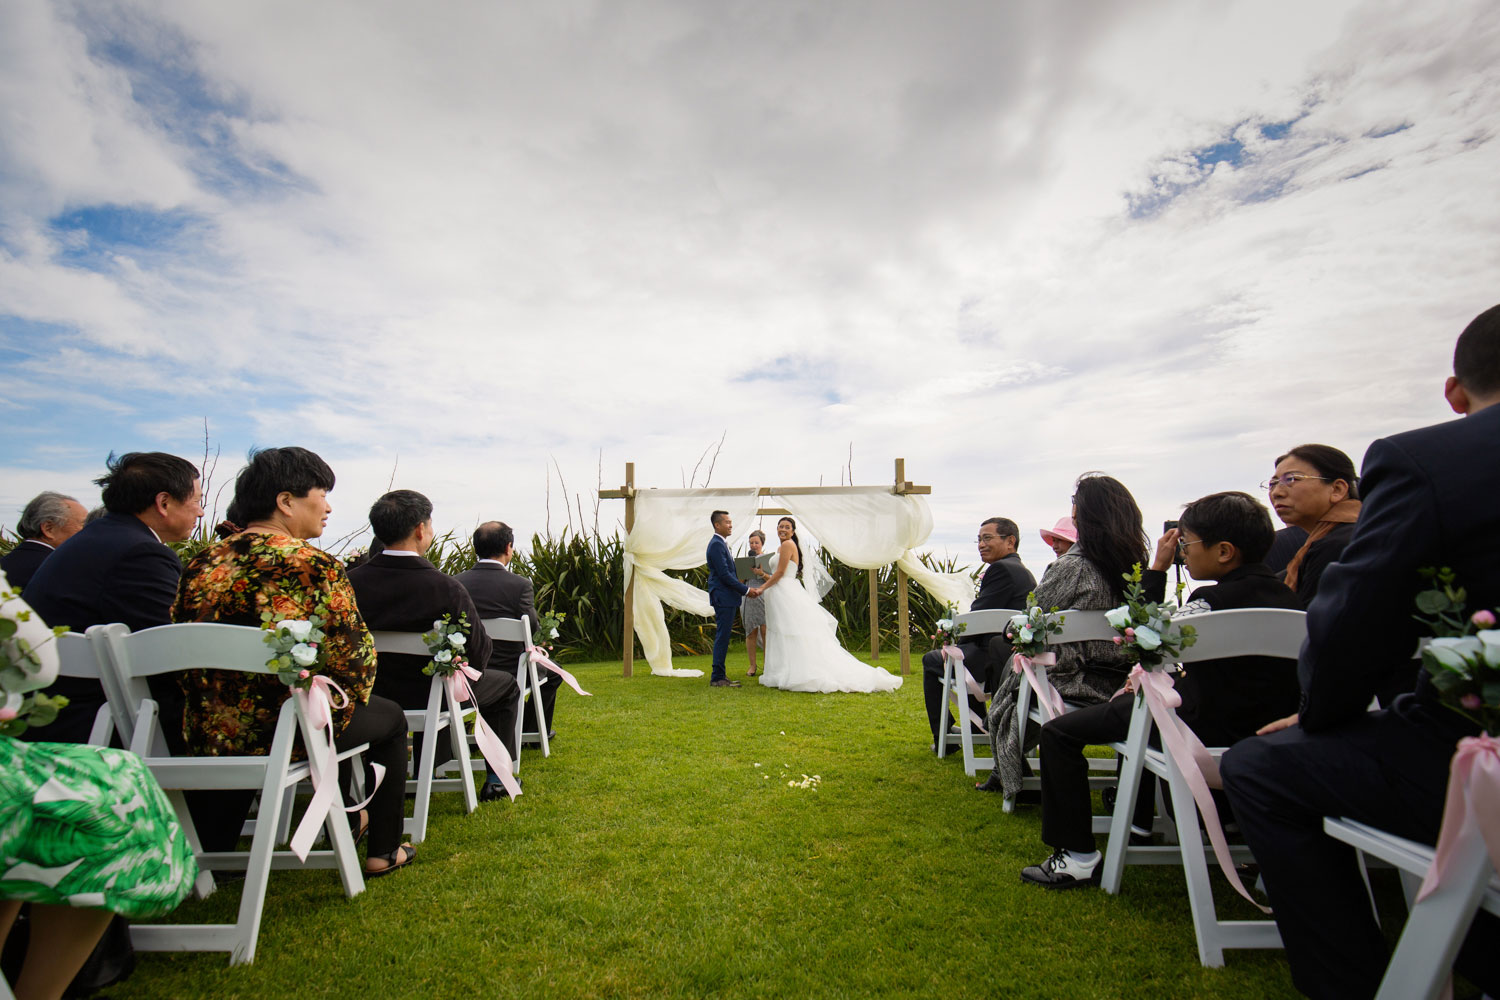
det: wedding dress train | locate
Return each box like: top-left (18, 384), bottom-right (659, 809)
top-left (758, 554), bottom-right (902, 694)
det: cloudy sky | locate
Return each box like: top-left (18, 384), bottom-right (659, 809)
top-left (2, 0), bottom-right (1496, 572)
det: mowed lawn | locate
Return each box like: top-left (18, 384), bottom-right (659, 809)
top-left (112, 650), bottom-right (1301, 1000)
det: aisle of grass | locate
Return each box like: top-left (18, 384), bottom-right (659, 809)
top-left (114, 651), bottom-right (1299, 999)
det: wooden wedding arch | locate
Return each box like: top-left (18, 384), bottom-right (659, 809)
top-left (601, 458), bottom-right (931, 678)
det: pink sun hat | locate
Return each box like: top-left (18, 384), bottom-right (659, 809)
top-left (1040, 516), bottom-right (1077, 546)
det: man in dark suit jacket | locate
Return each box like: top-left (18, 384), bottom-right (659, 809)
top-left (347, 491), bottom-right (521, 803)
top-left (706, 509), bottom-right (750, 688)
top-left (22, 453), bottom-right (202, 744)
top-left (921, 517), bottom-right (1036, 750)
top-left (3, 491), bottom-right (89, 590)
top-left (1221, 305), bottom-right (1500, 999)
top-left (454, 520), bottom-right (556, 733)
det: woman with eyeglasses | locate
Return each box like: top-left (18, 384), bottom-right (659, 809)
top-left (1261, 444), bottom-right (1360, 609)
top-left (977, 473), bottom-right (1142, 796)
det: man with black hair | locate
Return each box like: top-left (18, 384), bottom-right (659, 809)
top-left (706, 509), bottom-right (749, 688)
top-left (1020, 491), bottom-right (1299, 889)
top-left (455, 521), bottom-right (556, 736)
top-left (2, 491), bottom-right (88, 589)
top-left (23, 452), bottom-right (202, 743)
top-left (1221, 306), bottom-right (1500, 999)
top-left (347, 491), bottom-right (522, 803)
top-left (920, 517), bottom-right (1036, 751)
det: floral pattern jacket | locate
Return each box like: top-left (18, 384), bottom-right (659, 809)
top-left (173, 532), bottom-right (377, 756)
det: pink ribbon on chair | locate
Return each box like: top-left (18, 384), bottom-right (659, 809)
top-left (941, 644), bottom-right (987, 735)
top-left (1416, 734), bottom-right (1500, 903)
top-left (445, 662), bottom-right (522, 801)
top-left (527, 645), bottom-right (592, 697)
top-left (289, 676), bottom-right (387, 862)
top-left (1130, 665), bottom-right (1268, 912)
top-left (1011, 651), bottom-right (1064, 721)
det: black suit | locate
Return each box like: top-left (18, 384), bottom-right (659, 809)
top-left (1221, 405), bottom-right (1500, 1000)
top-left (1, 539), bottom-right (54, 591)
top-left (922, 552), bottom-right (1036, 744)
top-left (453, 561), bottom-right (557, 730)
top-left (22, 512), bottom-right (183, 743)
top-left (347, 553), bottom-right (520, 761)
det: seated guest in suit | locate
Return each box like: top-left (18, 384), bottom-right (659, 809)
top-left (1020, 492), bottom-right (1300, 888)
top-left (454, 521), bottom-right (557, 736)
top-left (1263, 444), bottom-right (1360, 608)
top-left (1221, 305), bottom-right (1500, 999)
top-left (349, 492), bottom-right (521, 804)
top-left (174, 447), bottom-right (413, 874)
top-left (2, 491), bottom-right (88, 589)
top-left (979, 475), bottom-right (1142, 796)
top-left (23, 453), bottom-right (203, 744)
top-left (920, 517), bottom-right (1036, 751)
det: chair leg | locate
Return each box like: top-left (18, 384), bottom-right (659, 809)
top-left (167, 789), bottom-right (218, 900)
top-left (530, 666), bottom-right (549, 758)
top-left (446, 692), bottom-right (477, 815)
top-left (231, 776), bottom-right (290, 965)
top-left (1373, 836), bottom-right (1491, 1000)
top-left (1101, 757), bottom-right (1147, 894)
top-left (936, 658), bottom-right (953, 759)
top-left (409, 721), bottom-right (442, 845)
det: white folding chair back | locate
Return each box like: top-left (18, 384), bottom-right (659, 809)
top-left (54, 630), bottom-right (119, 746)
top-left (937, 609), bottom-right (1021, 775)
top-left (94, 621), bottom-right (365, 965)
top-left (1098, 608), bottom-right (1307, 966)
top-left (1324, 817), bottom-right (1500, 1000)
top-left (1004, 609), bottom-right (1118, 812)
top-left (368, 630), bottom-right (479, 842)
top-left (483, 616), bottom-right (549, 766)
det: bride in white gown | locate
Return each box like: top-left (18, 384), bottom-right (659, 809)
top-left (751, 517), bottom-right (902, 694)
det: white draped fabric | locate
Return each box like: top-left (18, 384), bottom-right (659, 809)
top-left (773, 493), bottom-right (977, 615)
top-left (623, 489), bottom-right (760, 677)
top-left (621, 488), bottom-right (978, 676)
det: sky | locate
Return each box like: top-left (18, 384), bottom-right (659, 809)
top-left (2, 0), bottom-right (1497, 574)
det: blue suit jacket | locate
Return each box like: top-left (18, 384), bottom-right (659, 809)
top-left (706, 534), bottom-right (748, 609)
top-left (1298, 404), bottom-right (1500, 739)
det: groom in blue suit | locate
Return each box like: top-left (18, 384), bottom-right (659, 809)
top-left (706, 509), bottom-right (754, 688)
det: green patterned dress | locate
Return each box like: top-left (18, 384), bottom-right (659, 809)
top-left (0, 737), bottom-right (198, 917)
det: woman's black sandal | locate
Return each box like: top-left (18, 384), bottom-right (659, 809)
top-left (365, 844), bottom-right (416, 878)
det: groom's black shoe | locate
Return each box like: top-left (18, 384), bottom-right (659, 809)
top-left (710, 678), bottom-right (741, 688)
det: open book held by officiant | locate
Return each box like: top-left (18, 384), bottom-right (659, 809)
top-left (734, 554), bottom-right (772, 584)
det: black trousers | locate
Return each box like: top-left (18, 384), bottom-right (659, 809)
top-left (921, 638), bottom-right (998, 743)
top-left (190, 695), bottom-right (410, 859)
top-left (1039, 693), bottom-right (1155, 853)
top-left (375, 667), bottom-right (520, 766)
top-left (1220, 712), bottom-right (1500, 1000)
top-left (499, 661), bottom-right (558, 734)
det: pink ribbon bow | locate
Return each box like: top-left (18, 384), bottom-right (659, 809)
top-left (1011, 651), bottom-right (1064, 721)
top-left (1417, 734), bottom-right (1500, 903)
top-left (1129, 665), bottom-right (1267, 912)
top-left (446, 662), bottom-right (522, 801)
top-left (941, 644), bottom-right (987, 735)
top-left (528, 645), bottom-right (592, 697)
top-left (290, 675), bottom-right (386, 862)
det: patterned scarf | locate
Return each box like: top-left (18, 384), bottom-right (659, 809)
top-left (1282, 498), bottom-right (1361, 593)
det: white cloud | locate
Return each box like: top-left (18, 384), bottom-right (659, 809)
top-left (1, 0), bottom-right (1496, 577)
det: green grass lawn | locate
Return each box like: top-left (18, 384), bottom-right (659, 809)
top-left (112, 650), bottom-right (1303, 999)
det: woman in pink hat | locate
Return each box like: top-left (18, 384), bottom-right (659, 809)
top-left (1039, 516), bottom-right (1077, 577)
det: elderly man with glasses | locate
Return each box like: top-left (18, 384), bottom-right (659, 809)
top-left (920, 517), bottom-right (1036, 751)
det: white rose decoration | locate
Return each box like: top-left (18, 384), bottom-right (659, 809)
top-left (1017, 625), bottom-right (1035, 643)
top-left (1029, 607), bottom-right (1044, 623)
top-left (1428, 636), bottom-right (1482, 670)
top-left (1007, 613), bottom-right (1029, 631)
top-left (549, 627), bottom-right (560, 639)
top-left (279, 619), bottom-right (314, 642)
top-left (290, 642), bottom-right (318, 666)
top-left (936, 619), bottom-right (953, 632)
top-left (1104, 606), bottom-right (1133, 629)
top-left (1475, 629), bottom-right (1500, 665)
top-left (433, 619), bottom-right (445, 631)
top-left (434, 649), bottom-right (452, 663)
top-left (1134, 626), bottom-right (1162, 651)
top-left (449, 632), bottom-right (466, 648)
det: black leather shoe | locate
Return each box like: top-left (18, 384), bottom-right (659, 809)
top-left (479, 778), bottom-right (520, 803)
top-left (709, 678), bottom-right (741, 687)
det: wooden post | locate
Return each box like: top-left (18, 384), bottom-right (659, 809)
top-left (894, 459), bottom-right (910, 674)
top-left (868, 568), bottom-right (879, 660)
top-left (897, 566), bottom-right (910, 675)
top-left (622, 462), bottom-right (635, 678)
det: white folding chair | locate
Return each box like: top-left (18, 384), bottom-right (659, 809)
top-left (1005, 609), bottom-right (1119, 813)
top-left (936, 609), bottom-right (1021, 775)
top-left (1097, 608), bottom-right (1307, 966)
top-left (368, 630), bottom-right (479, 842)
top-left (53, 630), bottom-right (120, 746)
top-left (1324, 816), bottom-right (1500, 1000)
top-left (482, 617), bottom-right (549, 766)
top-left (93, 621), bottom-right (366, 965)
